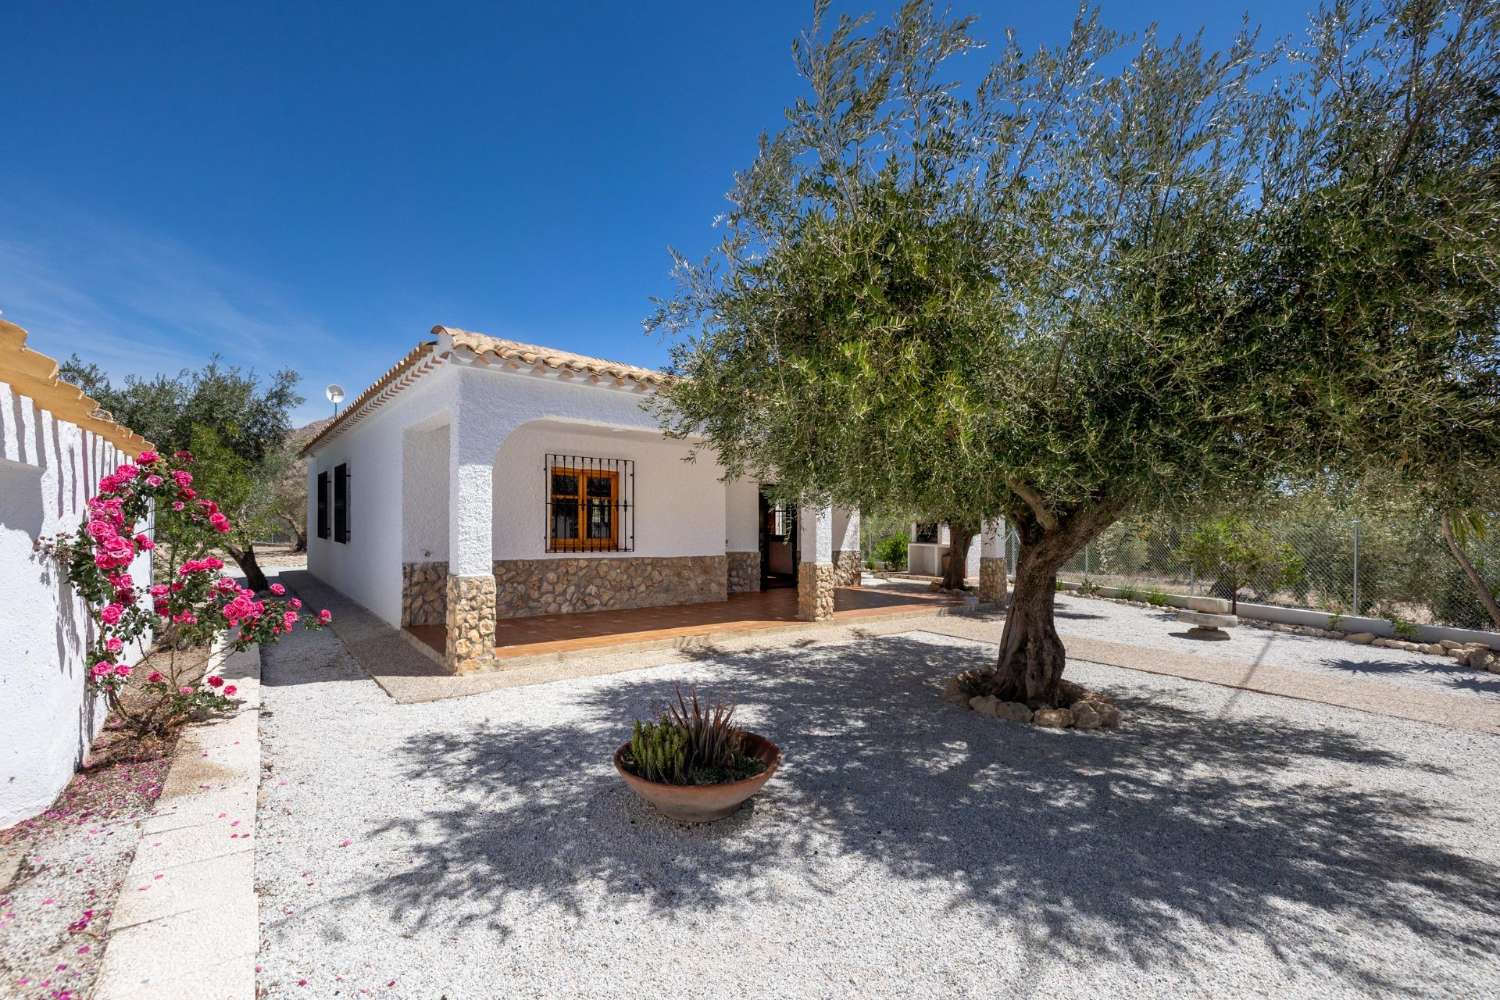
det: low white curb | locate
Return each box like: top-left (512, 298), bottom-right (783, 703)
top-left (94, 641), bottom-right (261, 1000)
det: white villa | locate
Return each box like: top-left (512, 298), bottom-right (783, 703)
top-left (302, 327), bottom-right (932, 673)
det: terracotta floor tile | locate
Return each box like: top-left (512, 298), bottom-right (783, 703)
top-left (403, 584), bottom-right (964, 660)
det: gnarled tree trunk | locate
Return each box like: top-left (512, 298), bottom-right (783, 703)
top-left (992, 502), bottom-right (1123, 705)
top-left (225, 542), bottom-right (270, 592)
top-left (280, 513), bottom-right (308, 553)
top-left (942, 521), bottom-right (977, 590)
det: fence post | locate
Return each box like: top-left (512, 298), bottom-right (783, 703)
top-left (1352, 517), bottom-right (1361, 614)
top-left (1084, 544), bottom-right (1091, 577)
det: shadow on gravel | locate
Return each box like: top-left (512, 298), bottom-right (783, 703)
top-left (370, 636), bottom-right (1498, 992)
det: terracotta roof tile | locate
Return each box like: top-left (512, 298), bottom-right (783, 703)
top-left (437, 326), bottom-right (671, 386)
top-left (0, 319), bottom-right (153, 455)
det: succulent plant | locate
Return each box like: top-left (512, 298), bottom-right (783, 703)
top-left (629, 718), bottom-right (686, 784)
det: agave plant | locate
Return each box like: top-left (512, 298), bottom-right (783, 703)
top-left (664, 685), bottom-right (744, 772)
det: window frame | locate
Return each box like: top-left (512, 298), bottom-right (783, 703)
top-left (316, 470), bottom-right (330, 540)
top-left (547, 464), bottom-right (620, 552)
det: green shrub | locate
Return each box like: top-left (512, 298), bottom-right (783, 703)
top-left (871, 532), bottom-right (909, 569)
top-left (1145, 587), bottom-right (1170, 607)
top-left (1115, 583), bottom-right (1140, 602)
top-left (1327, 612), bottom-right (1344, 631)
top-left (1392, 618), bottom-right (1419, 642)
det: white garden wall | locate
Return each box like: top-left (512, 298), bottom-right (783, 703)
top-left (0, 383), bottom-right (151, 828)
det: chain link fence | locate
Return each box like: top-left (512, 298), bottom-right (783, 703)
top-left (1043, 512), bottom-right (1500, 630)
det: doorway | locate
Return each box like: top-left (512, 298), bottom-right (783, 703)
top-left (758, 491), bottom-right (798, 589)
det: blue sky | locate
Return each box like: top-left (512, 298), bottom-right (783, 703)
top-left (1, 1), bottom-right (1314, 425)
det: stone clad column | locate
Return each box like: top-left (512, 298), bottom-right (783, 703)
top-left (979, 517), bottom-right (1008, 604)
top-left (798, 503), bottom-right (835, 621)
top-left (445, 406), bottom-right (497, 674)
top-left (833, 506), bottom-right (862, 587)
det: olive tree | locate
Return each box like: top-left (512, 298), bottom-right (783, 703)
top-left (651, 0), bottom-right (1500, 704)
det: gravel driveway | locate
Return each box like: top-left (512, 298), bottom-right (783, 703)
top-left (254, 619), bottom-right (1500, 999)
top-left (1050, 593), bottom-right (1500, 702)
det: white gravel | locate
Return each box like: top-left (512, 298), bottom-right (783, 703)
top-left (254, 618), bottom-right (1500, 999)
top-left (1051, 593), bottom-right (1500, 702)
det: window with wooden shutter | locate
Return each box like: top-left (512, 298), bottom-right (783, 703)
top-left (545, 455), bottom-right (633, 552)
top-left (333, 463), bottom-right (350, 543)
top-left (316, 470), bottom-right (330, 540)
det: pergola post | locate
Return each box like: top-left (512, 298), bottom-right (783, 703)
top-left (798, 503), bottom-right (835, 621)
top-left (979, 517), bottom-right (1008, 604)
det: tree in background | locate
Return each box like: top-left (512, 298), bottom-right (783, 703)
top-left (60, 356), bottom-right (302, 590)
top-left (1180, 518), bottom-right (1303, 615)
top-left (652, 1), bottom-right (1500, 705)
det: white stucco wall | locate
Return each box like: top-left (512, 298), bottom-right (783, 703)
top-left (306, 366), bottom-right (457, 625)
top-left (1, 382), bottom-right (151, 828)
top-left (492, 423), bottom-right (725, 560)
top-left (402, 421), bottom-right (450, 562)
top-left (725, 477), bottom-right (760, 553)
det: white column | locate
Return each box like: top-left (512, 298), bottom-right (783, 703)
top-left (798, 503), bottom-right (835, 620)
top-left (833, 505), bottom-right (861, 586)
top-left (444, 397), bottom-right (499, 672)
top-left (979, 517), bottom-right (1008, 604)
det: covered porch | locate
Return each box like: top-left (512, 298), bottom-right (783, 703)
top-left (406, 579), bottom-right (969, 662)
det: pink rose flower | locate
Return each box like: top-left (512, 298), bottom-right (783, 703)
top-left (172, 501), bottom-right (185, 511)
top-left (318, 609), bottom-right (332, 624)
top-left (270, 583), bottom-right (286, 595)
top-left (106, 638), bottom-right (123, 654)
top-left (113, 664), bottom-right (131, 677)
top-left (100, 604), bottom-right (124, 625)
top-left (90, 661), bottom-right (112, 679)
top-left (137, 450), bottom-right (159, 464)
top-left (206, 675), bottom-right (224, 689)
top-left (223, 685), bottom-right (237, 696)
top-left (289, 598), bottom-right (302, 610)
top-left (134, 532), bottom-right (155, 550)
top-left (147, 671), bottom-right (164, 683)
top-left (145, 474), bottom-right (163, 487)
top-left (179, 685), bottom-right (193, 695)
top-left (209, 512), bottom-right (231, 534)
top-left (171, 470), bottom-right (193, 489)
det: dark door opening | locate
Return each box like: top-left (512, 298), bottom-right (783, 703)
top-left (759, 491), bottom-right (798, 589)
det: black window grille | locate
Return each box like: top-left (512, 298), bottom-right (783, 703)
top-left (334, 463), bottom-right (350, 544)
top-left (914, 522), bottom-right (940, 544)
top-left (316, 470), bottom-right (330, 540)
top-left (545, 454), bottom-right (634, 553)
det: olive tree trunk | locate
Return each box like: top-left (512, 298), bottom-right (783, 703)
top-left (225, 542), bottom-right (270, 592)
top-left (992, 503), bottom-right (1122, 705)
top-left (942, 522), bottom-right (977, 590)
top-left (1441, 512), bottom-right (1500, 631)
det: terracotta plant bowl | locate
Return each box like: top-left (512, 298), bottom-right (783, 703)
top-left (613, 732), bottom-right (782, 823)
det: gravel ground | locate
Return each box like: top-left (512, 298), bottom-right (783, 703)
top-left (1052, 592), bottom-right (1500, 702)
top-left (0, 733), bottom-right (172, 1000)
top-left (255, 616), bottom-right (1500, 999)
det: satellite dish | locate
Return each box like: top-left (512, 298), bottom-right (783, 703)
top-left (326, 384), bottom-right (345, 417)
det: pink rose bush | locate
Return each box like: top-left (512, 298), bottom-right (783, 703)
top-left (56, 449), bottom-right (330, 736)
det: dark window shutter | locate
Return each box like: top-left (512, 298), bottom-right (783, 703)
top-left (334, 463), bottom-right (350, 543)
top-left (316, 471), bottom-right (330, 539)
